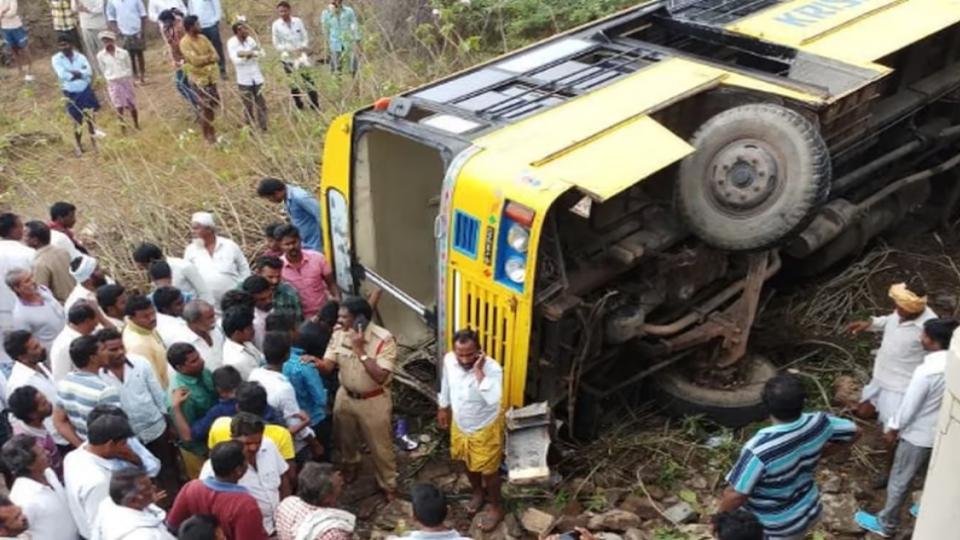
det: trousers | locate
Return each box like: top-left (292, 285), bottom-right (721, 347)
top-left (201, 23), bottom-right (226, 78)
top-left (878, 439), bottom-right (930, 533)
top-left (333, 387), bottom-right (397, 490)
top-left (238, 83), bottom-right (268, 131)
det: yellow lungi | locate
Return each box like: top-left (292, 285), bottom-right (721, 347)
top-left (451, 417), bottom-right (504, 475)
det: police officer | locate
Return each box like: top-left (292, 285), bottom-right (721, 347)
top-left (322, 295), bottom-right (398, 499)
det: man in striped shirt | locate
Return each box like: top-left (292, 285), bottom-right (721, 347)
top-left (53, 333), bottom-right (120, 446)
top-left (719, 374), bottom-right (859, 540)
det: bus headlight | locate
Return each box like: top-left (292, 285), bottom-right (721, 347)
top-left (506, 223), bottom-right (530, 253)
top-left (504, 256), bottom-right (527, 284)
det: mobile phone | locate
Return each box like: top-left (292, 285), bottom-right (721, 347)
top-left (558, 532), bottom-right (581, 540)
top-left (354, 314), bottom-right (369, 332)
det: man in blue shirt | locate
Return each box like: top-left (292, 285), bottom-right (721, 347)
top-left (320, 0), bottom-right (359, 75)
top-left (257, 178), bottom-right (323, 252)
top-left (186, 0), bottom-right (225, 79)
top-left (719, 374), bottom-right (860, 540)
top-left (283, 341), bottom-right (329, 459)
top-left (51, 36), bottom-right (100, 157)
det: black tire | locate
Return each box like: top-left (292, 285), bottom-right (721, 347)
top-left (652, 356), bottom-right (778, 427)
top-left (677, 104), bottom-right (831, 251)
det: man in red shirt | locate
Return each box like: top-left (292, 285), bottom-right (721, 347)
top-left (167, 440), bottom-right (268, 540)
top-left (277, 224), bottom-right (339, 319)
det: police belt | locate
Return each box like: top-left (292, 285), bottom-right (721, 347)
top-left (344, 386), bottom-right (385, 400)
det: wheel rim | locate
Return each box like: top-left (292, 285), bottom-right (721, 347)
top-left (707, 139), bottom-right (783, 217)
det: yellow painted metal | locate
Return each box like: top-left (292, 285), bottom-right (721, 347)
top-left (319, 114), bottom-right (353, 259)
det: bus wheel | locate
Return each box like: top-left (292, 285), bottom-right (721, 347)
top-left (677, 104), bottom-right (831, 251)
top-left (652, 355), bottom-right (777, 427)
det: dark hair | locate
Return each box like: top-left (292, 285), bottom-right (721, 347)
top-left (213, 366), bottom-right (243, 393)
top-left (50, 201), bottom-right (76, 222)
top-left (168, 342), bottom-right (197, 370)
top-left (712, 510), bottom-right (764, 540)
top-left (220, 290), bottom-right (254, 315)
top-left (7, 386), bottom-right (41, 424)
top-left (125, 294), bottom-right (154, 318)
top-left (0, 213), bottom-right (19, 238)
top-left (68, 301), bottom-right (97, 325)
top-left (277, 1), bottom-right (291, 8)
top-left (265, 313), bottom-right (295, 333)
top-left (762, 374), bottom-right (806, 422)
top-left (70, 335), bottom-right (101, 369)
top-left (318, 301), bottom-right (340, 326)
top-left (87, 412), bottom-right (134, 445)
top-left (179, 515), bottom-right (219, 540)
top-left (236, 382), bottom-right (268, 416)
top-left (148, 260), bottom-right (172, 281)
top-left (183, 14), bottom-right (199, 30)
top-left (231, 21), bottom-right (246, 34)
top-left (24, 221), bottom-right (50, 245)
top-left (210, 441), bottom-right (246, 477)
top-left (257, 178), bottom-right (286, 197)
top-left (222, 308), bottom-right (255, 338)
top-left (924, 318), bottom-right (959, 350)
top-left (272, 224), bottom-right (300, 241)
top-left (453, 328), bottom-right (480, 347)
top-left (96, 284), bottom-right (126, 310)
top-left (262, 223), bottom-right (283, 240)
top-left (1, 435), bottom-right (39, 478)
top-left (230, 412), bottom-right (266, 438)
top-left (132, 243), bottom-right (163, 265)
top-left (109, 468), bottom-right (148, 506)
top-left (411, 483), bottom-right (448, 527)
top-left (241, 275), bottom-right (271, 295)
top-left (88, 404), bottom-right (129, 425)
top-left (95, 327), bottom-right (123, 343)
top-left (3, 330), bottom-right (32, 361)
top-left (340, 296), bottom-right (372, 321)
top-left (262, 332), bottom-right (290, 366)
top-left (297, 463), bottom-right (338, 506)
top-left (153, 286), bottom-right (183, 315)
top-left (256, 255), bottom-right (283, 271)
top-left (157, 8), bottom-right (177, 23)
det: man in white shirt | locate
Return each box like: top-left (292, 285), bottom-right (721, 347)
top-left (227, 21), bottom-right (267, 131)
top-left (183, 212), bottom-right (251, 310)
top-left (178, 300), bottom-right (224, 370)
top-left (222, 308), bottom-right (262, 380)
top-left (63, 411), bottom-right (140, 539)
top-left (4, 331), bottom-right (70, 448)
top-left (848, 282), bottom-right (938, 424)
top-left (437, 328), bottom-right (504, 532)
top-left (90, 464), bottom-right (175, 539)
top-left (0, 213), bottom-right (35, 366)
top-left (152, 286), bottom-right (189, 348)
top-left (147, 0), bottom-right (184, 25)
top-left (106, 0), bottom-right (147, 84)
top-left (856, 317), bottom-right (959, 537)
top-left (96, 283), bottom-right (127, 332)
top-left (8, 270), bottom-right (65, 355)
top-left (73, 0), bottom-right (108, 75)
top-left (132, 242), bottom-right (213, 304)
top-left (97, 31), bottom-right (140, 131)
top-left (199, 412), bottom-right (289, 535)
top-left (4, 434), bottom-right (79, 540)
top-left (271, 1), bottom-right (318, 110)
top-left (50, 301), bottom-right (99, 382)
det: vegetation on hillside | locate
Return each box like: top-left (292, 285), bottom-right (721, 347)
top-left (0, 0), bottom-right (638, 287)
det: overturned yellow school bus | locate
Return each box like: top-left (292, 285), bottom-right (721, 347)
top-left (320, 0), bottom-right (960, 462)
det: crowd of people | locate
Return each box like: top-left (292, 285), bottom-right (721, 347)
top-left (2, 0), bottom-right (361, 153)
top-left (0, 176), bottom-right (509, 539)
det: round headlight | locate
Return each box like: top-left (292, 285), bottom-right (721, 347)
top-left (506, 223), bottom-right (530, 253)
top-left (504, 256), bottom-right (526, 284)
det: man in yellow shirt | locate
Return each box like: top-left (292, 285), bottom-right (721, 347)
top-left (206, 381), bottom-right (296, 463)
top-left (179, 14), bottom-right (219, 144)
top-left (121, 294), bottom-right (170, 389)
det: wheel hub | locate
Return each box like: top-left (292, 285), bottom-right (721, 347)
top-left (709, 143), bottom-right (779, 211)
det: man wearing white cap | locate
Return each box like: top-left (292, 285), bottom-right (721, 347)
top-left (183, 212), bottom-right (250, 311)
top-left (65, 254), bottom-right (108, 312)
top-left (97, 30), bottom-right (140, 132)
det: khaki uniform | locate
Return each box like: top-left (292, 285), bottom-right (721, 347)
top-left (324, 322), bottom-right (398, 490)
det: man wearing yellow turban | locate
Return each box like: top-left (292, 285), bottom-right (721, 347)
top-left (847, 282), bottom-right (936, 485)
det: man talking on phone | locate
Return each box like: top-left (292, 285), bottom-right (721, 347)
top-left (322, 295), bottom-right (398, 500)
top-left (437, 328), bottom-right (505, 532)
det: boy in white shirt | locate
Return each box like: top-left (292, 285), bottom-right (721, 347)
top-left (855, 317), bottom-right (959, 537)
top-left (96, 31), bottom-right (140, 132)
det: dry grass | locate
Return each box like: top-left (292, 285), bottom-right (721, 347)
top-left (0, 0), bottom-right (486, 288)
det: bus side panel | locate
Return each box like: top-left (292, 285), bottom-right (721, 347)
top-left (320, 114), bottom-right (355, 291)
